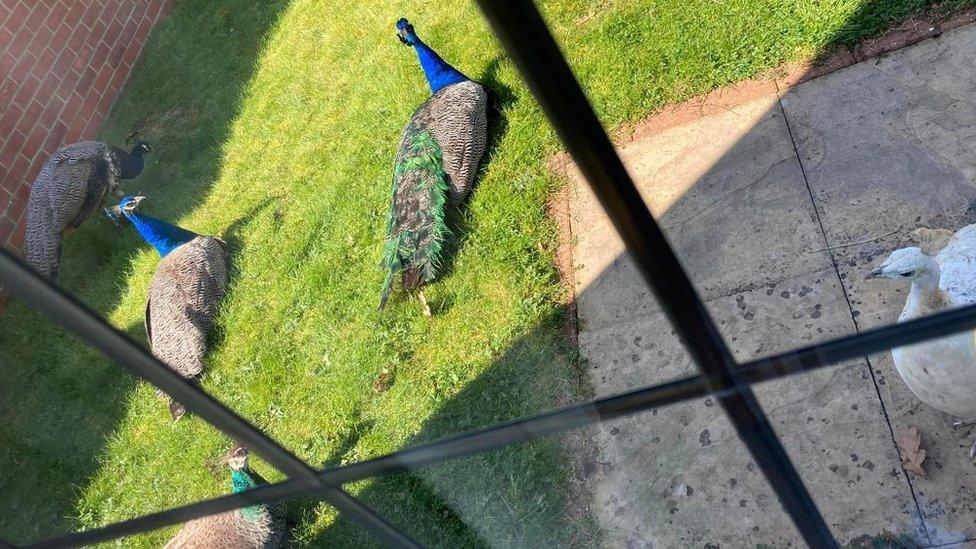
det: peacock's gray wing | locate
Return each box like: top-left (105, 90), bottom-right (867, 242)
top-left (38, 141), bottom-right (117, 227)
top-left (146, 236), bottom-right (229, 381)
top-left (24, 141), bottom-right (117, 277)
top-left (423, 80), bottom-right (489, 204)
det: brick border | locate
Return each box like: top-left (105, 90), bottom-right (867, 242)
top-left (0, 0), bottom-right (173, 253)
top-left (0, 1), bottom-right (173, 311)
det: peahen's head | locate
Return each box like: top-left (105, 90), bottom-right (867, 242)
top-left (131, 141), bottom-right (154, 157)
top-left (396, 18), bottom-right (417, 45)
top-left (226, 443), bottom-right (250, 472)
top-left (226, 443), bottom-right (266, 518)
top-left (868, 247), bottom-right (939, 284)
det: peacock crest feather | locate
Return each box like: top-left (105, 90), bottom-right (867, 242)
top-left (380, 125), bottom-right (452, 309)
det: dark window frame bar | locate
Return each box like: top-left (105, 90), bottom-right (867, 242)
top-left (1, 0), bottom-right (971, 547)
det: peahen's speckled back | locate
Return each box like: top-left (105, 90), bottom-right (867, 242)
top-left (163, 467), bottom-right (284, 549)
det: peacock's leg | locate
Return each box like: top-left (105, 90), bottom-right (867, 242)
top-left (970, 438), bottom-right (976, 460)
top-left (167, 376), bottom-right (201, 421)
top-left (418, 290), bottom-right (432, 317)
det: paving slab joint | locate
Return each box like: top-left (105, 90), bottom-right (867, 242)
top-left (776, 98), bottom-right (934, 546)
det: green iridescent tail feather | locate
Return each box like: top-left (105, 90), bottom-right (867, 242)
top-left (380, 128), bottom-right (452, 309)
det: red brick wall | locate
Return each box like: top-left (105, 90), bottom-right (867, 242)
top-left (0, 0), bottom-right (171, 253)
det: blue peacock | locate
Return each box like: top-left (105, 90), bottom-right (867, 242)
top-left (164, 444), bottom-right (285, 548)
top-left (106, 196), bottom-right (229, 420)
top-left (25, 140), bottom-right (153, 278)
top-left (379, 18), bottom-right (489, 315)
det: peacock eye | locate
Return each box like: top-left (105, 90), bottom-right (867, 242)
top-left (900, 271), bottom-right (914, 277)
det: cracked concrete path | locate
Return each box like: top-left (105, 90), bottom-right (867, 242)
top-left (565, 22), bottom-right (976, 548)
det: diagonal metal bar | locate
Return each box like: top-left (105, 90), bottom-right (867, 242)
top-left (37, 298), bottom-right (976, 548)
top-left (472, 1), bottom-right (837, 546)
top-left (0, 249), bottom-right (420, 549)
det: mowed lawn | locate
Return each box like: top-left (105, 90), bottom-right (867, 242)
top-left (1, 0), bottom-right (973, 546)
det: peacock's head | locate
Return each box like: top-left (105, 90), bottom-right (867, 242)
top-left (396, 18), bottom-right (417, 45)
top-left (121, 195), bottom-right (146, 211)
top-left (226, 443), bottom-right (250, 472)
top-left (104, 195), bottom-right (145, 224)
top-left (131, 141), bottom-right (154, 156)
top-left (868, 247), bottom-right (938, 282)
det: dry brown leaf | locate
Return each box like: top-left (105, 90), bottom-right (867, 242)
top-left (372, 368), bottom-right (393, 394)
top-left (895, 426), bottom-right (926, 476)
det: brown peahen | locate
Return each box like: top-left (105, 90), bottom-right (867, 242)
top-left (379, 18), bottom-right (489, 315)
top-left (164, 444), bottom-right (285, 548)
top-left (107, 196), bottom-right (228, 420)
top-left (25, 140), bottom-right (153, 278)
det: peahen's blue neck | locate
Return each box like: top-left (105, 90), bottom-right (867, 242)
top-left (123, 211), bottom-right (197, 257)
top-left (406, 33), bottom-right (468, 93)
top-left (231, 469), bottom-right (264, 521)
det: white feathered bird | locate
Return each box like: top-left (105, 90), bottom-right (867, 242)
top-left (870, 224), bottom-right (976, 457)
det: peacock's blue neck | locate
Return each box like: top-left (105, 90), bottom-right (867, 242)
top-left (407, 34), bottom-right (468, 93)
top-left (123, 211), bottom-right (197, 257)
top-left (112, 146), bottom-right (146, 179)
top-left (231, 469), bottom-right (264, 521)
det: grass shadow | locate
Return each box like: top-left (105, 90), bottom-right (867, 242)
top-left (305, 306), bottom-right (592, 548)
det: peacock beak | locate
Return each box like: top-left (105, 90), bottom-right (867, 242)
top-left (866, 267), bottom-right (884, 279)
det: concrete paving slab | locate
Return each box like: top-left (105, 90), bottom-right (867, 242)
top-left (569, 19), bottom-right (976, 548)
top-left (782, 23), bottom-right (976, 544)
top-left (569, 95), bottom-right (831, 331)
top-left (579, 264), bottom-right (920, 546)
top-left (780, 24), bottom-right (976, 248)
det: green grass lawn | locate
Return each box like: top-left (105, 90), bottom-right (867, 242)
top-left (1, 0), bottom-right (973, 546)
